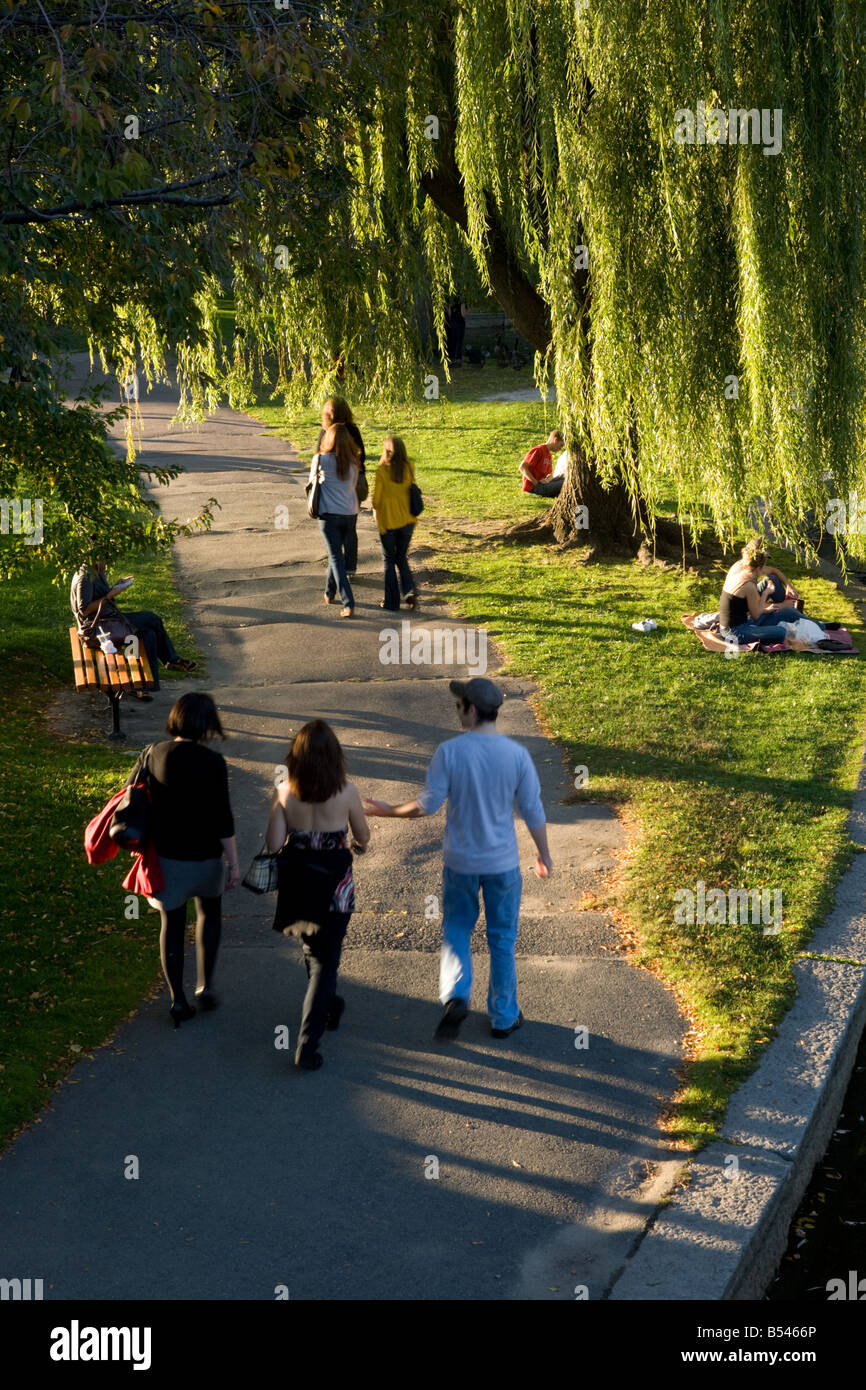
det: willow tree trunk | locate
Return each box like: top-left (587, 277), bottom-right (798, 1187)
top-left (549, 444), bottom-right (639, 551)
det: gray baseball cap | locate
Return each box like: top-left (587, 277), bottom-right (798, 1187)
top-left (449, 677), bottom-right (504, 711)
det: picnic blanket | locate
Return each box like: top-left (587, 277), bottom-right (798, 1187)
top-left (682, 613), bottom-right (858, 656)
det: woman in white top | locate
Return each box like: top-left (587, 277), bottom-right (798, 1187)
top-left (311, 423), bottom-right (360, 617)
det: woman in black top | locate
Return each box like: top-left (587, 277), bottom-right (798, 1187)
top-left (267, 720), bottom-right (369, 1069)
top-left (316, 398), bottom-right (366, 577)
top-left (719, 541), bottom-right (811, 645)
top-left (134, 693), bottom-right (239, 1027)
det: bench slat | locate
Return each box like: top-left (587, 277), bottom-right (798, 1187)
top-left (69, 625), bottom-right (157, 695)
top-left (81, 637), bottom-right (99, 689)
top-left (70, 629), bottom-right (90, 690)
top-left (137, 644), bottom-right (155, 689)
top-left (103, 652), bottom-right (123, 690)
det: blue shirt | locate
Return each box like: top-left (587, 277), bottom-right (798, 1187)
top-left (417, 731), bottom-right (545, 874)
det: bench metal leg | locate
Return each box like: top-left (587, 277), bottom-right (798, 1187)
top-left (108, 693), bottom-right (125, 741)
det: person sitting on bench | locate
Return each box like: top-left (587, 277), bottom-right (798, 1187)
top-left (520, 430), bottom-right (565, 497)
top-left (70, 554), bottom-right (196, 693)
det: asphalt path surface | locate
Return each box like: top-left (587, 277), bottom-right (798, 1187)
top-left (0, 362), bottom-right (684, 1299)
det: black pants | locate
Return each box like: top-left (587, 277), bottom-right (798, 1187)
top-left (380, 523), bottom-right (415, 609)
top-left (125, 610), bottom-right (179, 690)
top-left (159, 896), bottom-right (222, 1005)
top-left (296, 913), bottom-right (350, 1062)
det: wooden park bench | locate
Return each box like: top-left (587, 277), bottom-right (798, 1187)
top-left (69, 627), bottom-right (156, 740)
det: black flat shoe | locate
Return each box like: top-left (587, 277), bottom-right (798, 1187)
top-left (194, 987), bottom-right (219, 1012)
top-left (491, 1010), bottom-right (524, 1038)
top-left (133, 692), bottom-right (154, 702)
top-left (166, 658), bottom-right (197, 672)
top-left (169, 1001), bottom-right (196, 1029)
top-left (433, 998), bottom-right (468, 1041)
top-left (295, 1051), bottom-right (324, 1070)
top-left (326, 996), bottom-right (345, 1031)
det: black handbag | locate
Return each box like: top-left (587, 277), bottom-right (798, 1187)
top-left (408, 464), bottom-right (424, 517)
top-left (356, 464), bottom-right (369, 504)
top-left (306, 459), bottom-right (323, 519)
top-left (109, 745), bottom-right (155, 851)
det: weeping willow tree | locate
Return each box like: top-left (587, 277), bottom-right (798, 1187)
top-left (6, 1), bottom-right (866, 571)
top-left (235, 0), bottom-right (866, 564)
top-left (0, 0), bottom-right (376, 575)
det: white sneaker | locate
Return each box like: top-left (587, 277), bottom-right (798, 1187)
top-left (632, 618), bottom-right (657, 633)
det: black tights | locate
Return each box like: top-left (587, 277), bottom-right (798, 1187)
top-left (159, 895), bottom-right (222, 1005)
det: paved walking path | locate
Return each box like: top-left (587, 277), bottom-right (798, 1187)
top-left (0, 362), bottom-right (683, 1300)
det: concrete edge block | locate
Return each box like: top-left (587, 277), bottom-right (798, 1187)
top-left (608, 1143), bottom-right (794, 1301)
top-left (723, 960), bottom-right (866, 1158)
top-left (609, 962), bottom-right (866, 1301)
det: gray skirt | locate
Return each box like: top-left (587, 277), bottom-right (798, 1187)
top-left (147, 856), bottom-right (225, 912)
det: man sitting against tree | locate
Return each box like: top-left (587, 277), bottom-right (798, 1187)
top-left (519, 429), bottom-right (565, 497)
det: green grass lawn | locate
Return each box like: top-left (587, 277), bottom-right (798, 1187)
top-left (251, 373), bottom-right (866, 1147)
top-left (0, 551), bottom-right (202, 1148)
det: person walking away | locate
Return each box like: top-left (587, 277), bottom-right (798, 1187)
top-left (135, 693), bottom-right (238, 1027)
top-left (372, 435), bottom-right (419, 611)
top-left (312, 422), bottom-right (360, 617)
top-left (364, 678), bottom-right (552, 1040)
top-left (267, 720), bottom-right (370, 1069)
top-left (316, 398), bottom-right (366, 576)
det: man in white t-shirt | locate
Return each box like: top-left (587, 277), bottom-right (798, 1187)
top-left (364, 678), bottom-right (553, 1041)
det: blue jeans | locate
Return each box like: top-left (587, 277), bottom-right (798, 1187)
top-left (318, 514), bottom-right (355, 609)
top-left (531, 476), bottom-right (563, 497)
top-left (440, 865), bottom-right (522, 1031)
top-left (725, 606), bottom-right (808, 645)
top-left (380, 523), bottom-right (415, 609)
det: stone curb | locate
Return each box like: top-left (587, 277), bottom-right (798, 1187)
top-left (609, 766), bottom-right (866, 1301)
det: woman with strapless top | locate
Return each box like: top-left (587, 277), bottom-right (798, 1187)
top-left (267, 720), bottom-right (369, 1070)
top-left (719, 540), bottom-right (812, 646)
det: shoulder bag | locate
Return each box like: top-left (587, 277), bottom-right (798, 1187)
top-left (408, 463), bottom-right (424, 517)
top-left (242, 834), bottom-right (281, 894)
top-left (82, 595), bottom-right (140, 651)
top-left (306, 456), bottom-right (323, 520)
top-left (109, 744), bottom-right (155, 851)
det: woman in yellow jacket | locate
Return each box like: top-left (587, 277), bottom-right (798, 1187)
top-left (371, 435), bottom-right (418, 611)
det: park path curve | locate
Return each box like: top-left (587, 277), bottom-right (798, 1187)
top-left (0, 360), bottom-right (684, 1300)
